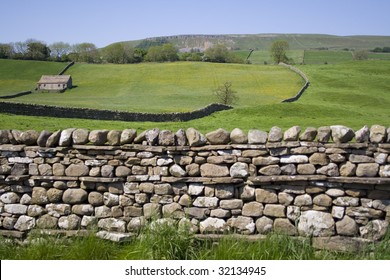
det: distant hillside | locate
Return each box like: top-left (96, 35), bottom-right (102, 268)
top-left (116, 34), bottom-right (390, 52)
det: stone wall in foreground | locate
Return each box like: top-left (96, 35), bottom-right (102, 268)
top-left (0, 125), bottom-right (390, 244)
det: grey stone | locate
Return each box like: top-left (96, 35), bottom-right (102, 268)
top-left (88, 191), bottom-right (104, 206)
top-left (299, 127), bottom-right (317, 141)
top-left (294, 194), bottom-right (312, 206)
top-left (20, 194), bottom-right (31, 205)
top-left (20, 130), bottom-right (39, 145)
top-left (340, 162), bottom-right (356, 177)
top-left (31, 187), bottom-right (49, 205)
top-left (259, 165), bottom-right (281, 175)
top-left (162, 202), bottom-right (183, 218)
top-left (72, 128), bottom-right (89, 144)
top-left (210, 209), bottom-right (231, 218)
top-left (297, 164), bottom-right (316, 175)
top-left (360, 220), bottom-right (389, 240)
top-left (248, 129), bottom-right (268, 144)
top-left (98, 218), bottom-right (126, 233)
top-left (13, 215), bottom-right (35, 231)
top-left (193, 197), bottom-right (219, 208)
top-left (45, 203), bottom-right (71, 217)
top-left (309, 153), bottom-right (329, 166)
top-left (38, 164), bottom-right (52, 176)
top-left (103, 192), bottom-right (119, 207)
top-left (240, 185), bottom-right (255, 201)
top-left (317, 163), bottom-right (339, 177)
top-left (65, 164), bottom-right (89, 177)
top-left (101, 165), bottom-right (114, 177)
top-left (145, 128), bottom-right (160, 145)
top-left (0, 192), bottom-right (20, 204)
top-left (330, 125), bottom-right (355, 143)
top-left (133, 130), bottom-right (146, 144)
top-left (72, 204), bottom-right (94, 216)
top-left (375, 153), bottom-right (388, 164)
top-left (220, 199), bottom-right (243, 210)
top-left (4, 204), bottom-right (28, 215)
top-left (230, 128), bottom-right (247, 144)
top-left (379, 165), bottom-right (390, 177)
top-left (175, 129), bottom-right (187, 146)
top-left (11, 163), bottom-right (27, 175)
top-left (230, 216), bottom-right (255, 234)
top-left (143, 203), bottom-right (162, 219)
top-left (336, 216), bottom-right (358, 236)
top-left (200, 163), bottom-right (229, 177)
top-left (317, 126), bottom-right (331, 142)
top-left (46, 130), bottom-right (61, 147)
top-left (370, 125), bottom-right (386, 143)
top-left (186, 128), bottom-right (206, 147)
top-left (37, 214), bottom-right (58, 229)
top-left (281, 164), bottom-right (297, 175)
top-left (298, 210), bottom-right (335, 237)
top-left (313, 194), bottom-right (332, 207)
top-left (253, 156), bottom-right (279, 165)
top-left (58, 214), bottom-right (81, 230)
top-left (280, 155), bottom-right (309, 164)
top-left (255, 216), bottom-right (273, 234)
top-left (230, 162), bottom-right (248, 178)
top-left (184, 207), bottom-right (209, 219)
top-left (256, 189), bottom-right (278, 204)
top-left (278, 192), bottom-right (294, 206)
top-left (95, 205), bottom-right (111, 218)
top-left (355, 125), bottom-right (370, 143)
top-left (346, 207), bottom-right (384, 219)
top-left (47, 188), bottom-right (63, 203)
top-left (200, 217), bottom-right (229, 234)
top-left (287, 206), bottom-right (301, 222)
top-left (0, 165), bottom-right (11, 175)
top-left (326, 188), bottom-right (345, 197)
top-left (169, 164), bottom-right (187, 177)
top-left (81, 216), bottom-right (98, 228)
top-left (356, 163), bottom-right (379, 177)
top-left (115, 166), bottom-right (131, 177)
top-left (214, 185), bottom-right (234, 199)
top-left (107, 130), bottom-right (121, 146)
top-left (37, 130), bottom-right (52, 147)
top-left (268, 126), bottom-right (283, 142)
top-left (127, 217), bottom-right (145, 232)
top-left (349, 154), bottom-right (374, 163)
top-left (120, 129), bottom-right (137, 145)
top-left (0, 130), bottom-right (10, 144)
top-left (188, 183), bottom-right (204, 196)
top-left (332, 206), bottom-right (345, 219)
top-left (62, 189), bottom-right (88, 204)
top-left (242, 201), bottom-right (263, 217)
top-left (59, 128), bottom-right (75, 146)
top-left (206, 128), bottom-right (230, 144)
top-left (283, 126), bottom-right (301, 141)
top-left (89, 130), bottom-right (108, 145)
top-left (333, 197), bottom-right (360, 207)
top-left (158, 130), bottom-right (175, 146)
top-left (274, 218), bottom-right (298, 236)
top-left (154, 184), bottom-right (173, 195)
top-left (263, 204), bottom-right (286, 217)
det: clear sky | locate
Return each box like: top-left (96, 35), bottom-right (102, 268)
top-left (1, 0), bottom-right (389, 47)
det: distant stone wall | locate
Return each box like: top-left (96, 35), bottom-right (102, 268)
top-left (280, 63), bottom-right (310, 103)
top-left (0, 125), bottom-right (389, 248)
top-left (0, 102), bottom-right (232, 122)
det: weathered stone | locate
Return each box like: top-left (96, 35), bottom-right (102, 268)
top-left (0, 130), bottom-right (10, 144)
top-left (317, 163), bottom-right (339, 177)
top-left (240, 185), bottom-right (255, 201)
top-left (294, 194), bottom-right (312, 206)
top-left (0, 192), bottom-right (20, 204)
top-left (259, 165), bottom-right (281, 175)
top-left (115, 166), bottom-right (131, 177)
top-left (31, 187), bottom-right (49, 205)
top-left (317, 126), bottom-right (331, 143)
top-left (102, 192), bottom-right (119, 207)
top-left (356, 163), bottom-right (379, 177)
top-left (253, 156), bottom-right (279, 165)
top-left (230, 128), bottom-right (247, 144)
top-left (36, 214), bottom-right (58, 229)
top-left (355, 125), bottom-right (370, 143)
top-left (256, 189), bottom-right (278, 204)
top-left (274, 218), bottom-right (298, 236)
top-left (349, 154), bottom-right (374, 163)
top-left (332, 206), bottom-right (345, 219)
top-left (326, 188), bottom-right (345, 197)
top-left (20, 194), bottom-right (31, 204)
top-left (280, 155), bottom-right (308, 164)
top-left (333, 197), bottom-right (359, 207)
top-left (187, 183), bottom-right (204, 196)
top-left (72, 204), bottom-right (94, 216)
top-left (154, 184), bottom-right (173, 195)
top-left (242, 201), bottom-right (263, 217)
top-left (186, 163), bottom-right (200, 176)
top-left (98, 218), bottom-right (126, 232)
top-left (360, 220), bottom-right (389, 240)
top-left (209, 208), bottom-right (230, 218)
top-left (89, 130), bottom-right (108, 145)
top-left (120, 129), bottom-right (137, 145)
top-left (313, 194), bottom-right (332, 207)
top-left (46, 130), bottom-right (61, 147)
top-left (145, 128), bottom-right (160, 145)
top-left (162, 202), bottom-right (183, 218)
top-left (81, 216), bottom-right (98, 228)
top-left (127, 217), bottom-right (145, 232)
top-left (298, 210), bottom-right (335, 237)
top-left (0, 164), bottom-right (11, 175)
top-left (59, 128), bottom-right (75, 146)
top-left (58, 214), bottom-right (81, 230)
top-left (309, 153), bottom-right (329, 166)
top-left (193, 197), bottom-right (219, 208)
top-left (255, 216), bottom-right (273, 234)
top-left (20, 130), bottom-right (39, 145)
top-left (339, 161), bottom-right (356, 177)
top-left (368, 190), bottom-right (390, 200)
top-left (200, 163), bottom-right (229, 177)
top-left (200, 217), bottom-right (229, 234)
top-left (178, 194), bottom-right (192, 207)
top-left (370, 125), bottom-right (386, 143)
top-left (379, 165), bottom-right (390, 177)
top-left (158, 130), bottom-right (175, 146)
top-left (88, 191), bottom-right (104, 206)
top-left (175, 129), bottom-right (187, 146)
top-left (45, 203), bottom-right (70, 217)
top-left (71, 128), bottom-right (89, 145)
top-left (220, 199), bottom-right (243, 210)
top-left (4, 204), bottom-right (28, 215)
top-left (299, 127), bottom-right (317, 141)
top-left (107, 130), bottom-right (121, 146)
top-left (46, 188), bottom-right (63, 203)
top-left (248, 129), bottom-right (268, 144)
top-left (214, 185), bottom-right (233, 199)
top-left (297, 164), bottom-right (316, 175)
top-left (65, 164), bottom-right (89, 177)
top-left (229, 162), bottom-right (248, 178)
top-left (206, 128), bottom-right (230, 144)
top-left (280, 164), bottom-right (297, 175)
top-left (330, 125), bottom-right (355, 143)
top-left (11, 163), bottom-right (27, 175)
top-left (37, 130), bottom-right (52, 147)
top-left (329, 153), bottom-right (346, 163)
top-left (230, 216), bottom-right (255, 234)
top-left (186, 128), bottom-right (207, 147)
top-left (143, 203), bottom-right (162, 219)
top-left (346, 207), bottom-right (384, 218)
top-left (277, 192), bottom-right (293, 206)
top-left (38, 163), bottom-right (52, 176)
top-left (268, 126), bottom-right (283, 142)
top-left (169, 164), bottom-right (187, 177)
top-left (123, 205), bottom-right (142, 217)
top-left (287, 206), bottom-right (301, 222)
top-left (62, 189), bottom-right (88, 204)
top-left (336, 216), bottom-right (358, 236)
top-left (283, 126), bottom-right (301, 141)
top-left (184, 207), bottom-right (208, 219)
top-left (263, 204), bottom-right (285, 217)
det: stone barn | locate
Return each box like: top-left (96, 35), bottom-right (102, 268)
top-left (37, 75), bottom-right (72, 92)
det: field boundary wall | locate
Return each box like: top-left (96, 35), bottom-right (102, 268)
top-left (280, 63), bottom-right (310, 103)
top-left (1, 125), bottom-right (389, 250)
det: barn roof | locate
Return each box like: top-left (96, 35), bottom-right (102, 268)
top-left (37, 75), bottom-right (71, 84)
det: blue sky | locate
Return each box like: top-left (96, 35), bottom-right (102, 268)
top-left (1, 0), bottom-right (389, 47)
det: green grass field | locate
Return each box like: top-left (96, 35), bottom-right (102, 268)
top-left (234, 50), bottom-right (305, 64)
top-left (303, 50), bottom-right (353, 64)
top-left (0, 60), bottom-right (302, 112)
top-left (0, 60), bottom-right (389, 133)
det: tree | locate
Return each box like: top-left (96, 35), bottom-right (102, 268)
top-left (213, 82), bottom-right (238, 105)
top-left (26, 41), bottom-right (51, 60)
top-left (144, 43), bottom-right (178, 62)
top-left (270, 40), bottom-right (289, 64)
top-left (353, 50), bottom-right (368, 60)
top-left (49, 42), bottom-right (71, 61)
top-left (71, 42), bottom-right (99, 63)
top-left (203, 44), bottom-right (243, 63)
top-left (0, 43), bottom-right (13, 58)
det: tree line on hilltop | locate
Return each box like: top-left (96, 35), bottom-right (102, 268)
top-left (0, 38), bottom-right (244, 64)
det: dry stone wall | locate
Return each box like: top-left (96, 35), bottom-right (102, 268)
top-left (1, 125), bottom-right (390, 244)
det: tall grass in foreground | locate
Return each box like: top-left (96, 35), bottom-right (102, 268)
top-left (1, 223), bottom-right (389, 260)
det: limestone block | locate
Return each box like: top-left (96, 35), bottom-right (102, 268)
top-left (4, 204), bottom-right (28, 215)
top-left (47, 188), bottom-right (63, 203)
top-left (230, 216), bottom-right (255, 234)
top-left (37, 214), bottom-right (58, 229)
top-left (200, 163), bottom-right (229, 177)
top-left (200, 217), bottom-right (229, 234)
top-left (370, 125), bottom-right (386, 143)
top-left (287, 206), bottom-right (301, 222)
top-left (210, 209), bottom-right (231, 218)
top-left (356, 163), bottom-right (379, 177)
top-left (220, 199), bottom-right (243, 210)
top-left (242, 201), bottom-right (263, 217)
top-left (37, 130), bottom-right (52, 147)
top-left (330, 125), bottom-right (355, 143)
top-left (313, 194), bottom-right (332, 207)
top-left (145, 128), bottom-right (160, 146)
top-left (58, 214), bottom-right (81, 230)
top-left (280, 155), bottom-right (308, 164)
top-left (186, 128), bottom-right (207, 147)
top-left (299, 127), bottom-right (317, 141)
top-left (281, 164), bottom-right (297, 175)
top-left (274, 218), bottom-right (298, 236)
top-left (268, 126), bottom-right (283, 142)
top-left (95, 205), bottom-right (112, 218)
top-left (175, 129), bottom-right (187, 146)
top-left (259, 165), bottom-right (281, 175)
top-left (230, 128), bottom-right (247, 144)
top-left (62, 188), bottom-right (88, 204)
top-left (294, 194), bottom-right (312, 206)
top-left (255, 216), bottom-right (273, 234)
top-left (360, 220), bottom-right (389, 240)
top-left (186, 163), bottom-right (200, 176)
top-left (81, 216), bottom-right (98, 228)
top-left (169, 164), bottom-right (187, 177)
top-left (317, 163), bottom-right (339, 177)
top-left (20, 130), bottom-right (39, 145)
top-left (0, 192), bottom-right (20, 204)
top-left (263, 204), bottom-right (286, 218)
top-left (59, 128), bottom-right (75, 146)
top-left (336, 216), bottom-right (358, 236)
top-left (72, 128), bottom-right (89, 144)
top-left (379, 165), bottom-right (390, 177)
top-left (88, 130), bottom-right (108, 145)
top-left (317, 126), bottom-right (331, 143)
top-left (355, 125), bottom-right (369, 143)
top-left (46, 203), bottom-right (71, 218)
top-left (98, 218), bottom-right (126, 233)
top-left (65, 164), bottom-right (89, 177)
top-left (46, 130), bottom-right (61, 147)
top-left (230, 162), bottom-right (249, 178)
top-left (253, 156), bottom-right (279, 165)
top-left (248, 129), bottom-right (267, 144)
top-left (158, 130), bottom-right (175, 146)
top-left (297, 164), bottom-right (316, 175)
top-left (72, 204), bottom-right (94, 216)
top-left (309, 153), bottom-right (329, 166)
top-left (88, 191), bottom-right (104, 206)
top-left (339, 161), bottom-right (356, 177)
top-left (283, 126), bottom-right (301, 141)
top-left (298, 210), bottom-right (335, 237)
top-left (143, 203), bottom-right (162, 219)
top-left (154, 184), bottom-right (173, 195)
top-left (193, 197), bottom-right (219, 208)
top-left (120, 129), bottom-right (137, 145)
top-left (31, 187), bottom-right (49, 205)
top-left (278, 192), bottom-right (294, 206)
top-left (115, 166), bottom-right (131, 177)
top-left (206, 128), bottom-right (230, 144)
top-left (255, 189), bottom-right (278, 204)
